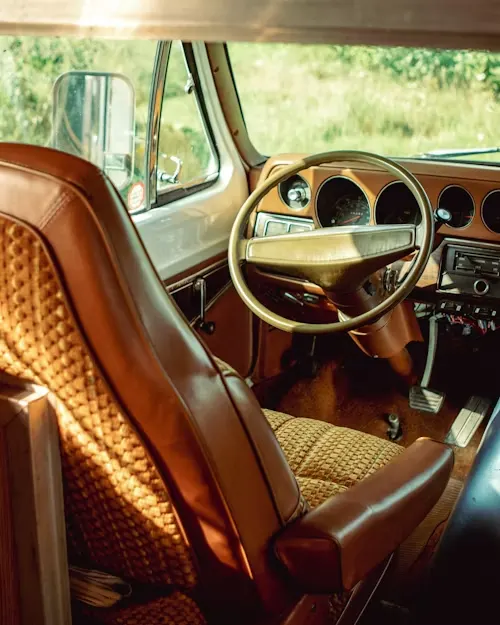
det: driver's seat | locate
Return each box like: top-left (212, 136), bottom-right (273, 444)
top-left (0, 144), bottom-right (453, 625)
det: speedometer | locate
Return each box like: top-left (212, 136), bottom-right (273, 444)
top-left (331, 194), bottom-right (370, 226)
top-left (316, 176), bottom-right (371, 228)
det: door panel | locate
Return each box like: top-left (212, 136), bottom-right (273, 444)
top-left (167, 257), bottom-right (254, 377)
top-left (136, 42), bottom-right (254, 376)
top-left (197, 286), bottom-right (253, 377)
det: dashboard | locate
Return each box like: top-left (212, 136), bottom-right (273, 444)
top-left (251, 155), bottom-right (500, 320)
top-left (253, 157), bottom-right (500, 238)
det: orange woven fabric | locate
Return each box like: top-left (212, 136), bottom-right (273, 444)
top-left (264, 409), bottom-right (403, 507)
top-left (0, 218), bottom-right (196, 587)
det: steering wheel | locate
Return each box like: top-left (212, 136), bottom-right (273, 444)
top-left (228, 151), bottom-right (434, 334)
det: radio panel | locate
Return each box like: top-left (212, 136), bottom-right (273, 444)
top-left (439, 244), bottom-right (500, 298)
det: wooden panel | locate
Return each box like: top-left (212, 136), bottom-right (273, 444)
top-left (257, 157), bottom-right (500, 243)
top-left (253, 156), bottom-right (500, 299)
top-left (3, 0), bottom-right (500, 51)
top-left (0, 428), bottom-right (21, 625)
top-left (3, 386), bottom-right (71, 625)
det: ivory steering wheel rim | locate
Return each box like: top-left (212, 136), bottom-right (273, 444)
top-left (228, 151), bottom-right (434, 334)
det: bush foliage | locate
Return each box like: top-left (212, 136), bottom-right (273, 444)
top-left (229, 42), bottom-right (500, 157)
top-left (2, 37), bottom-right (500, 174)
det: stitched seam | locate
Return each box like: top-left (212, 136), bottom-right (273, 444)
top-left (0, 155), bottom-right (97, 200)
top-left (269, 416), bottom-right (292, 437)
top-left (298, 476), bottom-right (345, 489)
top-left (38, 190), bottom-right (72, 230)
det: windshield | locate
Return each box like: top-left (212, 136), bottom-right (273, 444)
top-left (228, 43), bottom-right (500, 163)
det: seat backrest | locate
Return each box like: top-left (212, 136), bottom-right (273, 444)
top-left (0, 144), bottom-right (304, 623)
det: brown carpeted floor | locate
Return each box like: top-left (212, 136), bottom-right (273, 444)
top-left (255, 322), bottom-right (500, 482)
top-left (270, 358), bottom-right (483, 481)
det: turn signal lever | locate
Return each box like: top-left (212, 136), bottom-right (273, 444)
top-left (193, 278), bottom-right (216, 335)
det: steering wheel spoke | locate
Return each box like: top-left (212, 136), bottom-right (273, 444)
top-left (244, 224), bottom-right (417, 291)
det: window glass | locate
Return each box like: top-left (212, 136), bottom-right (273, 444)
top-left (0, 37), bottom-right (157, 205)
top-left (228, 42), bottom-right (500, 164)
top-left (157, 42), bottom-right (218, 194)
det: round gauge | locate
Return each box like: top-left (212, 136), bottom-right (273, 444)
top-left (482, 190), bottom-right (500, 233)
top-left (437, 185), bottom-right (474, 229)
top-left (375, 181), bottom-right (422, 225)
top-left (316, 176), bottom-right (370, 228)
top-left (279, 174), bottom-right (311, 210)
top-left (331, 194), bottom-right (370, 226)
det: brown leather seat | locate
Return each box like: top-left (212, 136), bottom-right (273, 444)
top-left (0, 144), bottom-right (453, 625)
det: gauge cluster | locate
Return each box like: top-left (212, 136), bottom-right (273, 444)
top-left (316, 176), bottom-right (370, 227)
top-left (267, 161), bottom-right (500, 245)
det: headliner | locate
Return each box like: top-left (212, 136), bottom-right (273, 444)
top-left (1, 0), bottom-right (500, 50)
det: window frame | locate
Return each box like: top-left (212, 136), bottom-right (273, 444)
top-left (206, 43), bottom-right (265, 168)
top-left (150, 41), bottom-right (220, 210)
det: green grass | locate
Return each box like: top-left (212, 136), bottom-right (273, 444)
top-left (228, 42), bottom-right (500, 162)
top-left (3, 37), bottom-right (500, 186)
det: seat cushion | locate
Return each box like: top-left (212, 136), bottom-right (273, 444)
top-left (264, 409), bottom-right (403, 507)
top-left (77, 592), bottom-right (205, 625)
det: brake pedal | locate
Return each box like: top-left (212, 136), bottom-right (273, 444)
top-left (409, 315), bottom-right (446, 414)
top-left (445, 396), bottom-right (492, 447)
top-left (409, 386), bottom-right (445, 413)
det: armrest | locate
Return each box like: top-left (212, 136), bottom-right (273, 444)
top-left (274, 437), bottom-right (453, 593)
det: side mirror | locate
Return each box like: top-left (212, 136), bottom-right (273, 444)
top-left (53, 71), bottom-right (135, 191)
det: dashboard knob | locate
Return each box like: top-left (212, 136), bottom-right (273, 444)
top-left (287, 186), bottom-right (306, 203)
top-left (435, 207), bottom-right (453, 226)
top-left (474, 279), bottom-right (490, 295)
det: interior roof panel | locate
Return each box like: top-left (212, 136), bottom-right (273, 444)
top-left (2, 0), bottom-right (500, 50)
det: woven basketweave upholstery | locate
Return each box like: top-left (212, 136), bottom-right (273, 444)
top-left (81, 593), bottom-right (206, 625)
top-left (0, 218), bottom-right (196, 588)
top-left (0, 213), bottom-right (404, 623)
top-left (264, 409), bottom-right (403, 507)
top-left (261, 408), bottom-right (403, 623)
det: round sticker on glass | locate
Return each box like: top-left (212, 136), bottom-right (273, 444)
top-left (127, 182), bottom-right (145, 211)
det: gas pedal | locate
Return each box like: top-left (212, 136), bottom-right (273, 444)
top-left (409, 386), bottom-right (445, 414)
top-left (445, 396), bottom-right (492, 447)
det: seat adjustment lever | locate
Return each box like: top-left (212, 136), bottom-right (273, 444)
top-left (193, 278), bottom-right (215, 335)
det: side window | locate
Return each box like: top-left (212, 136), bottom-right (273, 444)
top-left (0, 37), bottom-right (157, 209)
top-left (157, 42), bottom-right (218, 197)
